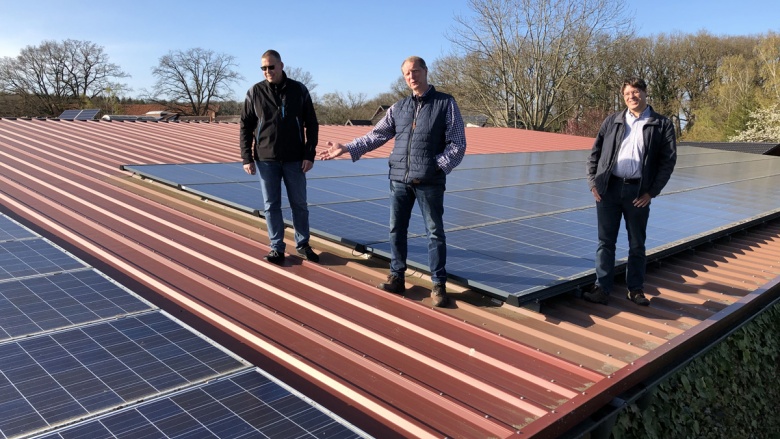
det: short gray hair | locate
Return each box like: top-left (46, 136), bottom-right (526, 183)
top-left (401, 56), bottom-right (427, 71)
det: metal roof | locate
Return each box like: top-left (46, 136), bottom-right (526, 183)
top-left (1, 118), bottom-right (779, 438)
top-left (679, 140), bottom-right (780, 156)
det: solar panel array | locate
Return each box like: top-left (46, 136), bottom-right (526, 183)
top-left (121, 146), bottom-right (780, 305)
top-left (0, 213), bottom-right (367, 439)
top-left (56, 109), bottom-right (100, 121)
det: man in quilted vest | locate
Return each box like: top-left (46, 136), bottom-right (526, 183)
top-left (319, 56), bottom-right (466, 307)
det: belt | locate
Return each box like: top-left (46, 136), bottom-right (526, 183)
top-left (611, 175), bottom-right (640, 185)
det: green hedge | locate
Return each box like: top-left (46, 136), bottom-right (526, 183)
top-left (612, 302), bottom-right (780, 439)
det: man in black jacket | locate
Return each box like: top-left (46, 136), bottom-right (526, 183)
top-left (240, 50), bottom-right (319, 265)
top-left (584, 77), bottom-right (677, 306)
top-left (318, 56), bottom-right (466, 307)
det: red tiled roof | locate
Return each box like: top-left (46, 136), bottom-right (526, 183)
top-left (0, 118), bottom-right (778, 438)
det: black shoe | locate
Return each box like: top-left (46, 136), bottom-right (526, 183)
top-left (583, 285), bottom-right (609, 305)
top-left (378, 274), bottom-right (405, 294)
top-left (627, 289), bottom-right (650, 306)
top-left (296, 245), bottom-right (319, 263)
top-left (265, 250), bottom-right (285, 265)
top-left (431, 283), bottom-right (449, 307)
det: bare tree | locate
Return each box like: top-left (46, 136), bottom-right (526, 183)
top-left (284, 66), bottom-right (317, 92)
top-left (150, 48), bottom-right (243, 116)
top-left (448, 0), bottom-right (632, 131)
top-left (315, 91), bottom-right (371, 125)
top-left (0, 39), bottom-right (128, 116)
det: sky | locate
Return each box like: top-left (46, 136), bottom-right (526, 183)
top-left (1, 0), bottom-right (778, 102)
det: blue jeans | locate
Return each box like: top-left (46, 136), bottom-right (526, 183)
top-left (595, 180), bottom-right (650, 293)
top-left (389, 180), bottom-right (447, 285)
top-left (256, 161), bottom-right (310, 253)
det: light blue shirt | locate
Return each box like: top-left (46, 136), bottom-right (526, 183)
top-left (613, 106), bottom-right (650, 179)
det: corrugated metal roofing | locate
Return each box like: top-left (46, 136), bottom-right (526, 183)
top-left (1, 118), bottom-right (779, 438)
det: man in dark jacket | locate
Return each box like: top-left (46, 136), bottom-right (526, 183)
top-left (584, 77), bottom-right (677, 306)
top-left (318, 56), bottom-right (466, 307)
top-left (240, 50), bottom-right (319, 265)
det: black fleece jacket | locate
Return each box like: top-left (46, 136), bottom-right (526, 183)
top-left (240, 73), bottom-right (318, 163)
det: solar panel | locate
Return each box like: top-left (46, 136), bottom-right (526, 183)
top-left (0, 312), bottom-right (247, 439)
top-left (56, 109), bottom-right (100, 121)
top-left (0, 213), bottom-right (368, 439)
top-left (0, 238), bottom-right (88, 281)
top-left (0, 215), bottom-right (36, 242)
top-left (122, 147), bottom-right (780, 305)
top-left (185, 182), bottom-right (263, 215)
top-left (57, 110), bottom-right (80, 120)
top-left (0, 270), bottom-right (152, 341)
top-left (122, 163), bottom-right (256, 186)
top-left (74, 109), bottom-right (99, 120)
top-left (34, 369), bottom-right (367, 439)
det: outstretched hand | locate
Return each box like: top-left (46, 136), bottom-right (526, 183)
top-left (319, 141), bottom-right (347, 160)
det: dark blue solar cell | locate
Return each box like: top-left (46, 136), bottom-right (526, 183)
top-left (0, 214), bottom-right (35, 241)
top-left (0, 313), bottom-right (252, 438)
top-left (186, 182), bottom-right (262, 214)
top-left (123, 163), bottom-right (254, 186)
top-left (0, 239), bottom-right (87, 281)
top-left (52, 421), bottom-right (112, 439)
top-left (308, 204), bottom-right (390, 246)
top-left (44, 371), bottom-right (363, 439)
top-left (0, 399), bottom-right (48, 438)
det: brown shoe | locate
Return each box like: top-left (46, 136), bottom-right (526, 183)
top-left (431, 283), bottom-right (449, 307)
top-left (583, 285), bottom-right (609, 305)
top-left (627, 289), bottom-right (650, 306)
top-left (378, 274), bottom-right (405, 294)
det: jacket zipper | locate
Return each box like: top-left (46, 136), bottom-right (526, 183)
top-left (405, 99), bottom-right (422, 182)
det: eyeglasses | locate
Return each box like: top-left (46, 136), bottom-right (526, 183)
top-left (261, 65), bottom-right (276, 71)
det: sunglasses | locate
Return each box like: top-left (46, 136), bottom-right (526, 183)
top-left (261, 65), bottom-right (276, 71)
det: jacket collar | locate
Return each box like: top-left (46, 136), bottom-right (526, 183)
top-left (617, 105), bottom-right (660, 125)
top-left (413, 85), bottom-right (435, 102)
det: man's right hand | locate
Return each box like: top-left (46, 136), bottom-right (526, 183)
top-left (591, 187), bottom-right (601, 202)
top-left (243, 162), bottom-right (256, 175)
top-left (319, 141), bottom-right (346, 160)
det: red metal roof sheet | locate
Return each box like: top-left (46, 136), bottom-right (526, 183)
top-left (1, 118), bottom-right (778, 438)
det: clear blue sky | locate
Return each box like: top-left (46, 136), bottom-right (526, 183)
top-left (1, 0), bottom-right (778, 102)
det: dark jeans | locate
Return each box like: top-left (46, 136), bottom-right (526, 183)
top-left (389, 180), bottom-right (447, 285)
top-left (595, 179), bottom-right (650, 293)
top-left (256, 160), bottom-right (310, 253)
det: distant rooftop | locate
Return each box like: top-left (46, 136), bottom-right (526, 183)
top-left (680, 140), bottom-right (780, 156)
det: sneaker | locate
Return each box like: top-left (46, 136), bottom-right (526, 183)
top-left (627, 289), bottom-right (650, 306)
top-left (296, 245), bottom-right (319, 263)
top-left (431, 283), bottom-right (449, 307)
top-left (378, 274), bottom-right (405, 294)
top-left (583, 285), bottom-right (609, 305)
top-left (265, 250), bottom-right (285, 265)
